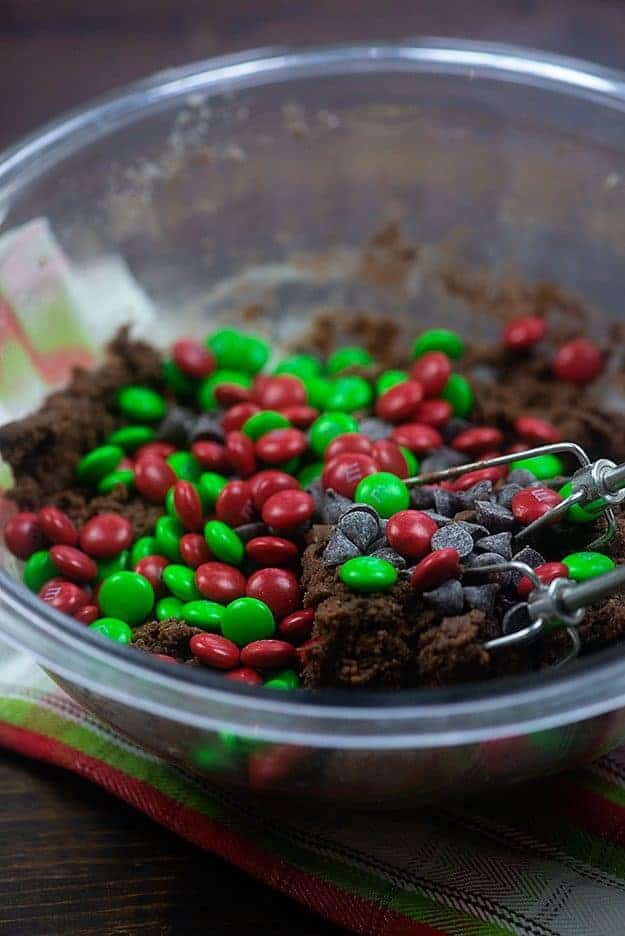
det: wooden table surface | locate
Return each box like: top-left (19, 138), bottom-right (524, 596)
top-left (3, 2), bottom-right (625, 934)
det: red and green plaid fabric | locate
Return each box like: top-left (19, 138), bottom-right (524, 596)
top-left (2, 648), bottom-right (625, 936)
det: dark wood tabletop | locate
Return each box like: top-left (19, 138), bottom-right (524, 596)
top-left (3, 1), bottom-right (625, 934)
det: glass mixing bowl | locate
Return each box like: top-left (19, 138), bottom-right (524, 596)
top-left (3, 40), bottom-right (625, 806)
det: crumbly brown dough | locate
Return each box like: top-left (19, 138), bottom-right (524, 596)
top-left (131, 618), bottom-right (201, 660)
top-left (0, 327), bottom-right (163, 532)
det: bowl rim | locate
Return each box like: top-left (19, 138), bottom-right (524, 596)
top-left (3, 38), bottom-right (625, 746)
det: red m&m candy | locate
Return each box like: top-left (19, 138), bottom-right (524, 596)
top-left (248, 470), bottom-right (299, 510)
top-left (179, 533), bottom-right (213, 568)
top-left (195, 562), bottom-right (247, 603)
top-left (452, 467), bottom-right (506, 491)
top-left (553, 338), bottom-right (604, 385)
top-left (452, 426), bottom-right (504, 455)
top-left (221, 403), bottom-right (260, 434)
top-left (386, 510), bottom-right (438, 559)
top-left (39, 577), bottom-right (88, 615)
top-left (135, 555), bottom-right (170, 597)
top-left (511, 487), bottom-right (563, 524)
top-left (390, 423), bottom-right (442, 454)
top-left (191, 440), bottom-right (231, 473)
top-left (278, 405), bottom-right (318, 428)
top-left (225, 667), bottom-right (263, 685)
top-left (246, 536), bottom-right (299, 566)
top-left (215, 480), bottom-right (255, 527)
top-left (410, 548), bottom-right (461, 593)
top-left (256, 427), bottom-right (307, 464)
top-left (261, 490), bottom-right (314, 531)
top-left (413, 399), bottom-right (453, 428)
top-left (225, 431), bottom-right (256, 478)
top-left (79, 513), bottom-right (133, 558)
top-left (371, 440), bottom-right (409, 478)
top-left (253, 375), bottom-right (307, 409)
top-left (75, 604), bottom-right (100, 625)
top-left (135, 441), bottom-right (176, 461)
top-left (50, 545), bottom-right (97, 583)
top-left (410, 351), bottom-right (452, 397)
top-left (190, 633), bottom-right (240, 670)
top-left (4, 512), bottom-right (45, 559)
top-left (135, 455), bottom-right (177, 503)
top-left (38, 507), bottom-right (78, 547)
top-left (514, 416), bottom-right (560, 445)
top-left (214, 382), bottom-right (251, 407)
top-left (321, 453), bottom-right (378, 498)
top-left (325, 433), bottom-right (374, 460)
top-left (240, 639), bottom-right (297, 670)
top-left (172, 338), bottom-right (216, 378)
top-left (173, 480), bottom-right (204, 531)
top-left (517, 561), bottom-right (569, 599)
top-left (246, 567), bottom-right (300, 619)
top-left (375, 380), bottom-right (423, 423)
top-left (502, 315), bottom-right (546, 350)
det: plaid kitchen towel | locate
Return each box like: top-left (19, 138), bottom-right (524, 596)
top-left (2, 643), bottom-right (625, 936)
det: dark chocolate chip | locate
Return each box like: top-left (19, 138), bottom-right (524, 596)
top-left (358, 417), bottom-right (392, 441)
top-left (409, 486), bottom-right (437, 509)
top-left (156, 406), bottom-right (196, 446)
top-left (496, 483), bottom-right (524, 509)
top-left (511, 547), bottom-right (545, 583)
top-left (189, 413), bottom-right (226, 443)
top-left (433, 488), bottom-right (458, 517)
top-left (421, 447), bottom-right (469, 473)
top-left (442, 417), bottom-right (472, 443)
top-left (307, 480), bottom-right (325, 517)
top-left (338, 509), bottom-right (380, 551)
top-left (423, 579), bottom-right (464, 615)
top-left (475, 500), bottom-right (515, 532)
top-left (475, 532), bottom-right (513, 560)
top-left (233, 522), bottom-right (269, 542)
top-left (423, 510), bottom-right (454, 526)
top-left (431, 522), bottom-right (474, 559)
top-left (320, 490), bottom-right (353, 524)
top-left (464, 551), bottom-right (513, 585)
top-left (456, 480), bottom-right (494, 509)
top-left (456, 521), bottom-right (490, 540)
top-left (322, 529), bottom-right (361, 566)
top-left (368, 546), bottom-right (406, 569)
top-left (507, 468), bottom-right (537, 486)
top-left (463, 583), bottom-right (500, 615)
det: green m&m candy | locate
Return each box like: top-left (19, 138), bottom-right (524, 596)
top-left (97, 469), bottom-right (134, 495)
top-left (197, 370), bottom-right (252, 410)
top-left (354, 472), bottom-right (409, 518)
top-left (264, 669), bottom-right (300, 690)
top-left (239, 335), bottom-right (270, 374)
top-left (155, 515), bottom-right (184, 561)
top-left (162, 564), bottom-right (201, 602)
top-left (562, 551), bottom-right (615, 582)
top-left (167, 451), bottom-right (201, 481)
top-left (327, 346), bottom-right (373, 375)
top-left (204, 521), bottom-right (244, 565)
top-left (76, 445), bottom-right (123, 484)
top-left (412, 328), bottom-right (465, 360)
top-left (297, 462), bottom-right (323, 488)
top-left (399, 446), bottom-right (419, 476)
top-left (180, 600), bottom-right (225, 631)
top-left (23, 550), bottom-right (57, 592)
top-left (511, 454), bottom-right (563, 481)
top-left (156, 596), bottom-right (184, 621)
top-left (558, 481), bottom-right (606, 524)
top-left (107, 425), bottom-right (155, 452)
top-left (221, 597), bottom-right (275, 646)
top-left (305, 377), bottom-right (332, 410)
top-left (309, 412), bottom-right (359, 456)
top-left (131, 536), bottom-right (159, 566)
top-left (325, 376), bottom-right (372, 412)
top-left (339, 555), bottom-right (398, 593)
top-left (96, 550), bottom-right (130, 583)
top-left (442, 374), bottom-right (474, 417)
top-left (117, 385), bottom-right (166, 422)
top-left (206, 328), bottom-right (242, 367)
top-left (162, 358), bottom-right (197, 398)
top-left (376, 370), bottom-right (408, 395)
top-left (90, 617), bottom-right (133, 644)
top-left (198, 471), bottom-right (228, 509)
top-left (242, 410), bottom-right (290, 440)
top-left (98, 571), bottom-right (154, 626)
top-left (274, 354), bottom-right (321, 380)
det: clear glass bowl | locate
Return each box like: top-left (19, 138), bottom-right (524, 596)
top-left (3, 40), bottom-right (625, 805)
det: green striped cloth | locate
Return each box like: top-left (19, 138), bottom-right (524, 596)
top-left (1, 644), bottom-right (625, 936)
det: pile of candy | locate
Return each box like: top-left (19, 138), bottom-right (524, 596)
top-left (2, 317), bottom-right (614, 689)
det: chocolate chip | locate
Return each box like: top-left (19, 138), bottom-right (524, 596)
top-left (423, 579), bottom-right (464, 615)
top-left (421, 447), bottom-right (469, 472)
top-left (189, 413), bottom-right (226, 443)
top-left (323, 529), bottom-right (361, 566)
top-left (474, 500), bottom-right (515, 532)
top-left (507, 468), bottom-right (537, 486)
top-left (358, 417), bottom-right (392, 441)
top-left (476, 532), bottom-right (513, 560)
top-left (338, 509), bottom-right (380, 551)
top-left (423, 510), bottom-right (454, 526)
top-left (156, 406), bottom-right (196, 446)
top-left (456, 480), bottom-right (494, 509)
top-left (442, 417), bottom-right (472, 443)
top-left (464, 551), bottom-right (513, 585)
top-left (463, 584), bottom-right (500, 615)
top-left (456, 521), bottom-right (490, 540)
top-left (233, 522), bottom-right (269, 542)
top-left (409, 486), bottom-right (436, 509)
top-left (368, 546), bottom-right (406, 569)
top-left (511, 547), bottom-right (545, 583)
top-left (496, 483), bottom-right (524, 509)
top-left (320, 490), bottom-right (353, 524)
top-left (431, 522), bottom-right (474, 559)
top-left (307, 480), bottom-right (325, 517)
top-left (433, 488), bottom-right (458, 517)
